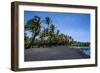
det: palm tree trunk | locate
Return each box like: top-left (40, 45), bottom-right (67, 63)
top-left (26, 34), bottom-right (37, 49)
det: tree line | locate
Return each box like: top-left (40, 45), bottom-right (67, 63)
top-left (24, 16), bottom-right (90, 49)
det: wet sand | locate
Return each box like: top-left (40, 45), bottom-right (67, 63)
top-left (24, 46), bottom-right (90, 61)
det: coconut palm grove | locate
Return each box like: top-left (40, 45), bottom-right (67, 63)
top-left (24, 11), bottom-right (90, 61)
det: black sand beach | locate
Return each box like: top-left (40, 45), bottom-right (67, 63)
top-left (24, 46), bottom-right (90, 61)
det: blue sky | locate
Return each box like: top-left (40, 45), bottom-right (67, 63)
top-left (24, 11), bottom-right (90, 42)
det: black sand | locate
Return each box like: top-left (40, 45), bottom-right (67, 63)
top-left (24, 46), bottom-right (89, 61)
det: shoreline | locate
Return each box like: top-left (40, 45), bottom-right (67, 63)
top-left (24, 46), bottom-right (90, 62)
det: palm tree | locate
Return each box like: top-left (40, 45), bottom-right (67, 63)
top-left (50, 24), bottom-right (55, 34)
top-left (39, 28), bottom-right (49, 46)
top-left (56, 29), bottom-right (60, 35)
top-left (54, 29), bottom-right (60, 45)
top-left (67, 36), bottom-right (74, 46)
top-left (45, 17), bottom-right (52, 28)
top-left (50, 24), bottom-right (55, 39)
top-left (25, 16), bottom-right (41, 49)
top-left (59, 33), bottom-right (66, 45)
top-left (63, 35), bottom-right (69, 45)
top-left (24, 32), bottom-right (28, 48)
top-left (45, 17), bottom-right (53, 36)
top-left (24, 32), bottom-right (27, 42)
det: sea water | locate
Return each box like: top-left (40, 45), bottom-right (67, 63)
top-left (80, 46), bottom-right (90, 57)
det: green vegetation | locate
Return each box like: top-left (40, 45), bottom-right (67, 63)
top-left (24, 16), bottom-right (90, 49)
